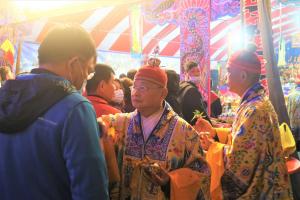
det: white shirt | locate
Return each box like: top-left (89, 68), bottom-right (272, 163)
top-left (141, 107), bottom-right (164, 141)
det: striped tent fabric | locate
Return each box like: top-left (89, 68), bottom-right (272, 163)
top-left (21, 1), bottom-right (299, 62)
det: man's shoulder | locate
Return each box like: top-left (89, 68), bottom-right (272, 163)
top-left (241, 99), bottom-right (276, 120)
top-left (62, 92), bottom-right (90, 107)
top-left (179, 81), bottom-right (196, 89)
top-left (179, 81), bottom-right (199, 96)
top-left (97, 104), bottom-right (121, 116)
top-left (49, 92), bottom-right (93, 118)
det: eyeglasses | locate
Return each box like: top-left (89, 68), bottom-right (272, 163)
top-left (130, 85), bottom-right (163, 92)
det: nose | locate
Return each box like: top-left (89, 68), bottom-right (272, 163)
top-left (131, 87), bottom-right (143, 97)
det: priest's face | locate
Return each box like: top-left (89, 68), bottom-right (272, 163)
top-left (226, 65), bottom-right (243, 94)
top-left (131, 79), bottom-right (166, 112)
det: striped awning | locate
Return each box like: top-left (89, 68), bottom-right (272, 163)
top-left (20, 1), bottom-right (300, 61)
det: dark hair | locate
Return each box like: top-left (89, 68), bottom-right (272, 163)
top-left (38, 24), bottom-right (96, 65)
top-left (165, 69), bottom-right (180, 94)
top-left (86, 64), bottom-right (115, 94)
top-left (0, 66), bottom-right (11, 81)
top-left (114, 78), bottom-right (124, 90)
top-left (127, 69), bottom-right (137, 80)
top-left (120, 77), bottom-right (135, 112)
top-left (119, 73), bottom-right (127, 79)
top-left (165, 69), bottom-right (182, 116)
top-left (184, 61), bottom-right (198, 73)
top-left (120, 77), bottom-right (133, 100)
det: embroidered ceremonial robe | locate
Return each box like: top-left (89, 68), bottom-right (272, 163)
top-left (101, 102), bottom-right (211, 200)
top-left (207, 83), bottom-right (293, 200)
top-left (287, 85), bottom-right (300, 143)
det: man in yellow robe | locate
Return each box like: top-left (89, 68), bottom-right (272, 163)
top-left (196, 48), bottom-right (293, 199)
top-left (100, 61), bottom-right (211, 200)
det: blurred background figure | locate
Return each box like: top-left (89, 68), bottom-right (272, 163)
top-left (165, 69), bottom-right (182, 116)
top-left (126, 68), bottom-right (137, 80)
top-left (120, 77), bottom-right (135, 113)
top-left (210, 90), bottom-right (222, 118)
top-left (111, 78), bottom-right (125, 112)
top-left (119, 73), bottom-right (127, 79)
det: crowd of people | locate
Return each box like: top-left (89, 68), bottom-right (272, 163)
top-left (0, 24), bottom-right (297, 200)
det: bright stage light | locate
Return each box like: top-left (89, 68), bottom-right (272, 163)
top-left (227, 28), bottom-right (244, 53)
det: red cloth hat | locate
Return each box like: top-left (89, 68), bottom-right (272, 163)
top-left (227, 49), bottom-right (261, 74)
top-left (134, 65), bottom-right (167, 87)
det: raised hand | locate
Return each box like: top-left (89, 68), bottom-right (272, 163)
top-left (194, 117), bottom-right (215, 137)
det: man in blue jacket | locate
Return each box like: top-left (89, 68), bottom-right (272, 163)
top-left (0, 25), bottom-right (109, 200)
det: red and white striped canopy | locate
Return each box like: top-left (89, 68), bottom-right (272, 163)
top-left (22, 2), bottom-right (300, 61)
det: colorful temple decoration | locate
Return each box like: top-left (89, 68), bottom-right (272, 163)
top-left (179, 0), bottom-right (211, 103)
top-left (0, 39), bottom-right (15, 66)
top-left (242, 0), bottom-right (269, 74)
top-left (210, 0), bottom-right (240, 20)
top-left (0, 24), bottom-right (16, 68)
top-left (130, 5), bottom-right (143, 57)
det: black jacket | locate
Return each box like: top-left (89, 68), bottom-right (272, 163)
top-left (177, 81), bottom-right (211, 125)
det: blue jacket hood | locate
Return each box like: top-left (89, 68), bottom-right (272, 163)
top-left (0, 69), bottom-right (76, 133)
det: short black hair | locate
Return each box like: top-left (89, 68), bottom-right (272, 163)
top-left (86, 64), bottom-right (115, 94)
top-left (184, 61), bottom-right (198, 73)
top-left (119, 73), bottom-right (126, 79)
top-left (38, 24), bottom-right (96, 65)
top-left (127, 69), bottom-right (137, 80)
top-left (165, 69), bottom-right (180, 94)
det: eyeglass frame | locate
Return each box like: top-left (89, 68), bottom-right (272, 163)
top-left (129, 85), bottom-right (163, 92)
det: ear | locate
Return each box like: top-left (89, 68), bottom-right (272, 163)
top-left (66, 56), bottom-right (79, 68)
top-left (95, 80), bottom-right (104, 95)
top-left (99, 80), bottom-right (106, 90)
top-left (162, 87), bottom-right (168, 99)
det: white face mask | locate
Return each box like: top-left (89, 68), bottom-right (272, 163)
top-left (112, 89), bottom-right (124, 104)
top-left (189, 75), bottom-right (201, 86)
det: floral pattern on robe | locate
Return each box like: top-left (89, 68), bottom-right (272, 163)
top-left (101, 102), bottom-right (211, 200)
top-left (219, 83), bottom-right (293, 199)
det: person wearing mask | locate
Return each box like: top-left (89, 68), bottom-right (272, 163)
top-left (99, 63), bottom-right (211, 200)
top-left (0, 25), bottom-right (109, 200)
top-left (177, 61), bottom-right (211, 125)
top-left (195, 48), bottom-right (292, 199)
top-left (111, 78), bottom-right (125, 112)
